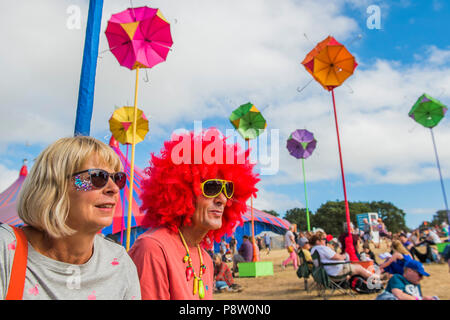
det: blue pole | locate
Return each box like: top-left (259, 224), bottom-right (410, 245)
top-left (74, 0), bottom-right (104, 136)
top-left (430, 128), bottom-right (450, 224)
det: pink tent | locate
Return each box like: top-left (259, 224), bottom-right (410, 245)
top-left (0, 164), bottom-right (27, 226)
top-left (242, 207), bottom-right (291, 230)
top-left (102, 137), bottom-right (147, 237)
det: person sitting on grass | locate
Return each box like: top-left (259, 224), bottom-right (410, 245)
top-left (379, 240), bottom-right (413, 276)
top-left (232, 235), bottom-right (253, 277)
top-left (360, 242), bottom-right (377, 265)
top-left (418, 228), bottom-right (441, 245)
top-left (213, 254), bottom-right (242, 293)
top-left (376, 260), bottom-right (438, 300)
top-left (310, 232), bottom-right (378, 281)
top-left (399, 233), bottom-right (437, 263)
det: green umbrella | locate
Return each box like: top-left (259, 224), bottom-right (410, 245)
top-left (409, 93), bottom-right (449, 225)
top-left (409, 94), bottom-right (447, 128)
top-left (229, 102), bottom-right (267, 140)
top-left (229, 102), bottom-right (267, 263)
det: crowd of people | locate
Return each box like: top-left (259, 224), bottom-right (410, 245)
top-left (276, 219), bottom-right (449, 300)
top-left (198, 215), bottom-right (450, 299)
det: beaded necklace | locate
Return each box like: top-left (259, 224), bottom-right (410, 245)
top-left (178, 229), bottom-right (206, 299)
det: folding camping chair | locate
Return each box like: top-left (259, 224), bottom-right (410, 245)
top-left (296, 248), bottom-right (315, 293)
top-left (310, 250), bottom-right (355, 299)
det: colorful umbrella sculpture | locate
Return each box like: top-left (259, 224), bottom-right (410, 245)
top-left (302, 35), bottom-right (358, 261)
top-left (109, 107), bottom-right (148, 244)
top-left (302, 35), bottom-right (357, 91)
top-left (409, 94), bottom-right (447, 128)
top-left (105, 7), bottom-right (173, 70)
top-left (105, 6), bottom-right (173, 250)
top-left (286, 129), bottom-right (317, 231)
top-left (409, 93), bottom-right (449, 224)
top-left (287, 129), bottom-right (317, 160)
top-left (230, 102), bottom-right (267, 140)
top-left (109, 106), bottom-right (149, 145)
top-left (229, 102), bottom-right (267, 262)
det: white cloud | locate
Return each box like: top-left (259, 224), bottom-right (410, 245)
top-left (432, 0), bottom-right (444, 11)
top-left (251, 186), bottom-right (304, 214)
top-left (406, 208), bottom-right (438, 215)
top-left (425, 45), bottom-right (450, 66)
top-left (0, 165), bottom-right (19, 193)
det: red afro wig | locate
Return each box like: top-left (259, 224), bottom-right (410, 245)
top-left (140, 128), bottom-right (260, 244)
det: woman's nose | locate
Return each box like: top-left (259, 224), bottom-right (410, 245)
top-left (104, 176), bottom-right (120, 195)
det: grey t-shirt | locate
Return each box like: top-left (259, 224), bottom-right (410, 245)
top-left (0, 224), bottom-right (141, 300)
top-left (285, 230), bottom-right (294, 247)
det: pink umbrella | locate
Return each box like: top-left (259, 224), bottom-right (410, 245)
top-left (105, 6), bottom-right (173, 70)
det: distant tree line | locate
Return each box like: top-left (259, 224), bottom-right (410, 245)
top-left (418, 210), bottom-right (450, 229)
top-left (264, 200), bottom-right (410, 237)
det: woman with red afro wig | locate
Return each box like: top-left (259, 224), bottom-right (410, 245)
top-left (128, 128), bottom-right (259, 300)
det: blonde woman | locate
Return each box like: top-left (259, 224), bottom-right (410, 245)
top-left (0, 136), bottom-right (141, 300)
top-left (379, 240), bottom-right (413, 276)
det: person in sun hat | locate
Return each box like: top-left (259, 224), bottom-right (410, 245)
top-left (0, 136), bottom-right (141, 300)
top-left (298, 237), bottom-right (313, 265)
top-left (376, 259), bottom-right (438, 300)
top-left (128, 128), bottom-right (259, 300)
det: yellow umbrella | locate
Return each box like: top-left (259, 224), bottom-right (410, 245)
top-left (109, 107), bottom-right (149, 145)
top-left (108, 106), bottom-right (149, 251)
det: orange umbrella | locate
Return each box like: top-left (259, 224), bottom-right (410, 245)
top-left (302, 35), bottom-right (358, 261)
top-left (302, 36), bottom-right (357, 91)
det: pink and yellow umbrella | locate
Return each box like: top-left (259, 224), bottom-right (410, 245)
top-left (105, 6), bottom-right (173, 250)
top-left (105, 7), bottom-right (173, 70)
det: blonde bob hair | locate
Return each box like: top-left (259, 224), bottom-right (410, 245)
top-left (392, 240), bottom-right (410, 256)
top-left (17, 136), bottom-right (122, 238)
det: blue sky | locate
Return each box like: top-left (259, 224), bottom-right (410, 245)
top-left (0, 0), bottom-right (449, 230)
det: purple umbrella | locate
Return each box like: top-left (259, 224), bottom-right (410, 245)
top-left (286, 129), bottom-right (317, 231)
top-left (287, 129), bottom-right (317, 159)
